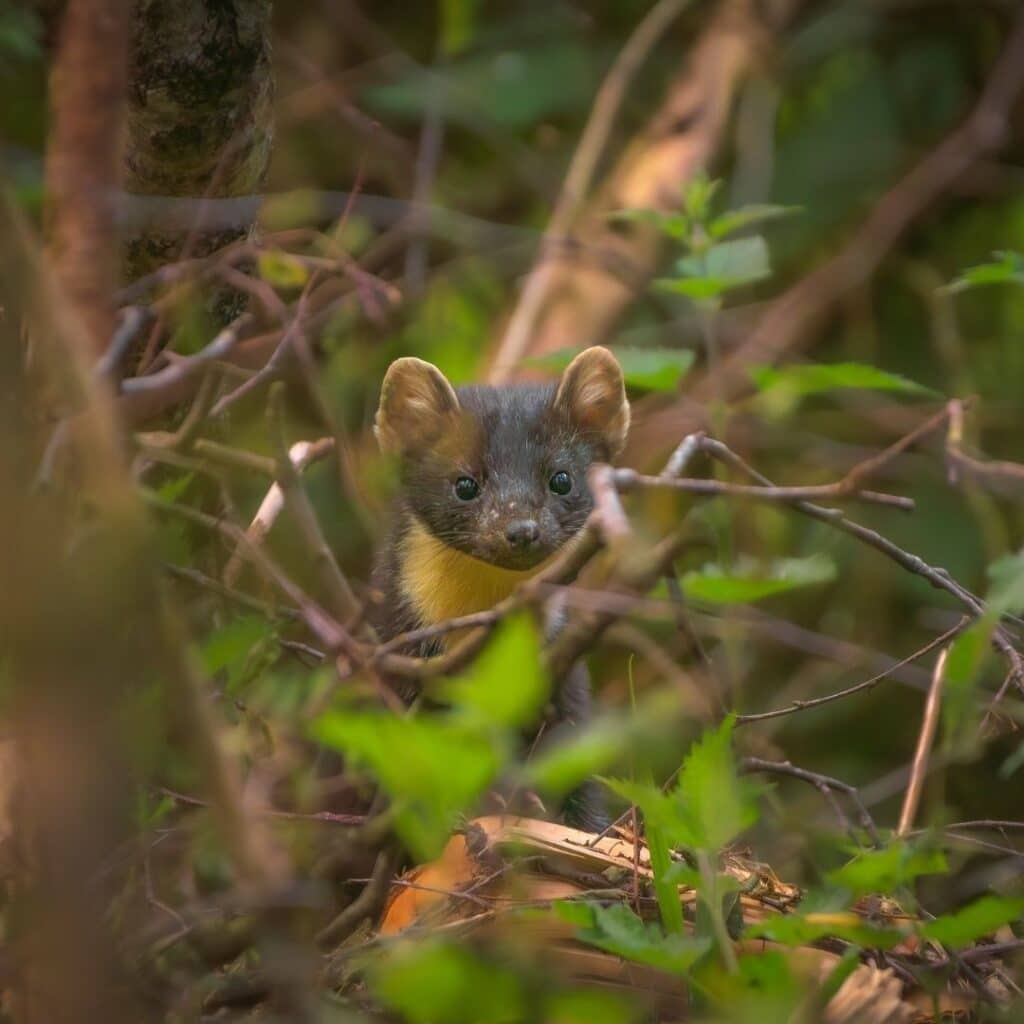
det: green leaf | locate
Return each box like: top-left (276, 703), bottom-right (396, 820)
top-left (921, 895), bottom-right (1024, 948)
top-left (366, 940), bottom-right (527, 1024)
top-left (555, 901), bottom-right (710, 974)
top-left (674, 715), bottom-right (760, 852)
top-left (681, 555), bottom-right (837, 605)
top-left (440, 0), bottom-right (481, 57)
top-left (747, 910), bottom-right (903, 950)
top-left (986, 551), bottom-right (1024, 617)
top-left (312, 711), bottom-right (503, 859)
top-left (521, 689), bottom-right (686, 799)
top-left (526, 345), bottom-right (694, 392)
top-left (605, 716), bottom-right (759, 853)
top-left (543, 988), bottom-right (638, 1024)
top-left (437, 613), bottom-right (549, 729)
top-left (681, 174), bottom-right (721, 223)
top-left (708, 204), bottom-right (800, 240)
top-left (666, 236), bottom-right (773, 296)
top-left (257, 249), bottom-right (310, 290)
top-left (943, 623), bottom-right (990, 750)
top-left (201, 616), bottom-right (274, 688)
top-left (156, 472), bottom-right (194, 504)
top-left (750, 361), bottom-right (935, 398)
top-left (522, 713), bottom-right (631, 799)
top-left (828, 841), bottom-right (947, 898)
top-left (945, 251), bottom-right (1024, 294)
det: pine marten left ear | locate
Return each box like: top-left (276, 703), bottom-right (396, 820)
top-left (554, 346), bottom-right (630, 457)
top-left (375, 356), bottom-right (460, 455)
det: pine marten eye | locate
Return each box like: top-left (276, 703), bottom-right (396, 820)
top-left (549, 470), bottom-right (572, 495)
top-left (454, 476), bottom-right (480, 501)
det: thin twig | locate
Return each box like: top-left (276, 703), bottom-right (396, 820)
top-left (267, 386), bottom-right (362, 625)
top-left (897, 647), bottom-right (951, 837)
top-left (223, 436), bottom-right (335, 587)
top-left (120, 314), bottom-right (254, 395)
top-left (741, 757), bottom-right (881, 847)
top-left (612, 467), bottom-right (915, 510)
top-left (736, 621), bottom-right (966, 724)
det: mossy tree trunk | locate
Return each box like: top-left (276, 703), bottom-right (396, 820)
top-left (123, 0), bottom-right (274, 282)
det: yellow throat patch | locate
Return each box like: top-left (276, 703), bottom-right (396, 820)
top-left (399, 520), bottom-right (545, 633)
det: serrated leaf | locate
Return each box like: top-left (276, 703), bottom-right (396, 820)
top-left (605, 716), bottom-right (759, 852)
top-left (555, 901), bottom-right (710, 974)
top-left (312, 711), bottom-right (503, 859)
top-left (257, 249), bottom-right (310, 290)
top-left (681, 555), bottom-right (836, 605)
top-left (921, 895), bottom-right (1024, 948)
top-left (708, 204), bottom-right (800, 240)
top-left (828, 841), bottom-right (947, 897)
top-left (437, 613), bottom-right (549, 729)
top-left (751, 361), bottom-right (935, 398)
top-left (945, 251), bottom-right (1024, 294)
top-left (674, 715), bottom-right (759, 851)
top-left (526, 345), bottom-right (694, 392)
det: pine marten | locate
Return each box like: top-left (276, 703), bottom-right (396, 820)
top-left (371, 346), bottom-right (630, 829)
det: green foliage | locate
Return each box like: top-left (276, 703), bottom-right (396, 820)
top-left (681, 555), bottom-right (837, 605)
top-left (520, 689), bottom-right (684, 800)
top-left (750, 361), bottom-right (935, 398)
top-left (827, 841), bottom-right (947, 898)
top-left (920, 894), bottom-right (1024, 948)
top-left (746, 909), bottom-right (903, 950)
top-left (555, 901), bottom-right (710, 974)
top-left (528, 345), bottom-right (694, 392)
top-left (365, 41), bottom-right (598, 130)
top-left (945, 251), bottom-right (1024, 293)
top-left (0, 4), bottom-right (42, 62)
top-left (708, 205), bottom-right (800, 241)
top-left (201, 615), bottom-right (276, 692)
top-left (257, 249), bottom-right (310, 290)
top-left (366, 940), bottom-right (527, 1024)
top-left (436, 612), bottom-right (549, 729)
top-left (655, 236), bottom-right (772, 301)
top-left (985, 550), bottom-right (1024, 616)
top-left (605, 716), bottom-right (759, 855)
top-left (314, 616), bottom-right (547, 858)
top-left (314, 710), bottom-right (502, 859)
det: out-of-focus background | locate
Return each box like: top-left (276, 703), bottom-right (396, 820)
top-left (2, 0), bottom-right (1024, 1020)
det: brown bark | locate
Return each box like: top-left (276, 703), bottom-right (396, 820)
top-left (43, 0), bottom-right (131, 357)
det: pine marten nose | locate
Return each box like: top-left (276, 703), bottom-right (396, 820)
top-left (505, 519), bottom-right (540, 548)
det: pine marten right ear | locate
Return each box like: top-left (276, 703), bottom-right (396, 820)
top-left (374, 356), bottom-right (460, 455)
top-left (554, 346), bottom-right (630, 458)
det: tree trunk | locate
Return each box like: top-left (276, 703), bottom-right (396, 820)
top-left (122, 0), bottom-right (274, 283)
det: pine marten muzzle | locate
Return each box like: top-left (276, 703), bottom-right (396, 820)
top-left (371, 347), bottom-right (630, 829)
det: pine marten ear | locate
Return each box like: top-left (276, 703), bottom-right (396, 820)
top-left (375, 356), bottom-right (460, 455)
top-left (554, 346), bottom-right (630, 457)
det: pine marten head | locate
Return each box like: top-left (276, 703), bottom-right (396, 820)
top-left (375, 347), bottom-right (630, 572)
